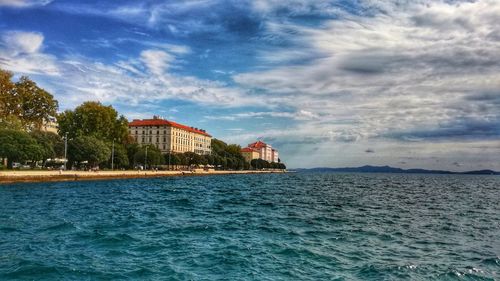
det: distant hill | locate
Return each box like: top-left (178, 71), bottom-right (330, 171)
top-left (293, 165), bottom-right (500, 175)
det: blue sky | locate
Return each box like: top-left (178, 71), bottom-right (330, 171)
top-left (1, 0), bottom-right (499, 170)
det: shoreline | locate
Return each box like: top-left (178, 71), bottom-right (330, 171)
top-left (0, 170), bottom-right (286, 184)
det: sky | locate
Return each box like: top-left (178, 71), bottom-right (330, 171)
top-left (0, 0), bottom-right (499, 171)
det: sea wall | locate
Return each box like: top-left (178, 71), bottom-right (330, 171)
top-left (0, 170), bottom-right (286, 184)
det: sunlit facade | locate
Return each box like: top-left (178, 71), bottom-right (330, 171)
top-left (129, 116), bottom-right (212, 155)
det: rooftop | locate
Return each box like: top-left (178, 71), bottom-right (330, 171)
top-left (129, 117), bottom-right (211, 137)
top-left (248, 141), bottom-right (269, 149)
top-left (241, 147), bottom-right (259, 153)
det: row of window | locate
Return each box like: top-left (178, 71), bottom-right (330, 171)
top-left (136, 136), bottom-right (211, 149)
top-left (133, 130), bottom-right (210, 143)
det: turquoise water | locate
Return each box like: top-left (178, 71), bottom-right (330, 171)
top-left (1, 173), bottom-right (499, 280)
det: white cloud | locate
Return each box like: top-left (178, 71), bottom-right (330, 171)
top-left (2, 31), bottom-right (43, 54)
top-left (0, 31), bottom-right (59, 75)
top-left (140, 49), bottom-right (174, 75)
top-left (234, 0), bottom-right (500, 143)
top-left (0, 0), bottom-right (52, 7)
top-left (206, 109), bottom-right (320, 121)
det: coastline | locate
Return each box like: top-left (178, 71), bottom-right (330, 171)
top-left (0, 170), bottom-right (286, 184)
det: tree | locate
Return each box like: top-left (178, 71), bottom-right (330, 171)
top-left (58, 101), bottom-right (129, 144)
top-left (0, 129), bottom-right (44, 168)
top-left (14, 76), bottom-right (58, 130)
top-left (0, 115), bottom-right (23, 131)
top-left (0, 70), bottom-right (58, 130)
top-left (133, 145), bottom-right (164, 169)
top-left (107, 144), bottom-right (129, 169)
top-left (126, 143), bottom-right (140, 168)
top-left (0, 69), bottom-right (15, 119)
top-left (164, 153), bottom-right (181, 169)
top-left (68, 136), bottom-right (111, 168)
top-left (210, 138), bottom-right (247, 170)
top-left (30, 130), bottom-right (64, 165)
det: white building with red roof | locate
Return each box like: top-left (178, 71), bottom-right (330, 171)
top-left (244, 140), bottom-right (279, 163)
top-left (129, 116), bottom-right (212, 155)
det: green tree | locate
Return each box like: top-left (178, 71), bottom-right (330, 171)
top-left (14, 76), bottom-right (58, 130)
top-left (30, 130), bottom-right (64, 165)
top-left (58, 101), bottom-right (129, 144)
top-left (133, 145), bottom-right (164, 169)
top-left (126, 143), bottom-right (140, 168)
top-left (0, 115), bottom-right (23, 131)
top-left (0, 69), bottom-right (15, 119)
top-left (164, 153), bottom-right (183, 169)
top-left (68, 136), bottom-right (111, 168)
top-left (108, 144), bottom-right (129, 169)
top-left (0, 129), bottom-right (44, 168)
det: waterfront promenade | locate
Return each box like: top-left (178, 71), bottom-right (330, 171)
top-left (0, 170), bottom-right (285, 184)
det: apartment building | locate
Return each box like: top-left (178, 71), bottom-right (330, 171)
top-left (244, 140), bottom-right (279, 162)
top-left (128, 116), bottom-right (211, 155)
top-left (241, 147), bottom-right (260, 163)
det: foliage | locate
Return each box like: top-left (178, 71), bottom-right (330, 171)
top-left (0, 115), bottom-right (24, 131)
top-left (14, 76), bottom-right (58, 129)
top-left (30, 130), bottom-right (64, 162)
top-left (250, 159), bottom-right (285, 170)
top-left (0, 69), bottom-right (15, 118)
top-left (210, 138), bottom-right (246, 170)
top-left (68, 136), bottom-right (111, 168)
top-left (133, 145), bottom-right (164, 168)
top-left (0, 69), bottom-right (58, 130)
top-left (0, 129), bottom-right (44, 168)
top-left (58, 101), bottom-right (129, 144)
top-left (107, 143), bottom-right (129, 169)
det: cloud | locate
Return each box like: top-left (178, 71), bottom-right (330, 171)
top-left (2, 31), bottom-right (43, 54)
top-left (233, 0), bottom-right (500, 145)
top-left (205, 109), bottom-right (320, 121)
top-left (140, 50), bottom-right (174, 75)
top-left (0, 31), bottom-right (59, 75)
top-left (0, 0), bottom-right (52, 7)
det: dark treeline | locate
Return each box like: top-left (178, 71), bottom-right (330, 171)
top-left (0, 68), bottom-right (286, 170)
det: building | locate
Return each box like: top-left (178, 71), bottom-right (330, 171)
top-left (241, 147), bottom-right (260, 163)
top-left (128, 116), bottom-right (212, 155)
top-left (271, 149), bottom-right (279, 163)
top-left (243, 140), bottom-right (279, 163)
top-left (41, 117), bottom-right (58, 134)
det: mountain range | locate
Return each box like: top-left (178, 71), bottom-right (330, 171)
top-left (293, 165), bottom-right (500, 175)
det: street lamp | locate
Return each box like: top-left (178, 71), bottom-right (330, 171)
top-left (111, 139), bottom-right (115, 171)
top-left (168, 151), bottom-right (171, 170)
top-left (63, 132), bottom-right (68, 170)
top-left (144, 146), bottom-right (148, 170)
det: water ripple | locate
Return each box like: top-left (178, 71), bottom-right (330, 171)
top-left (0, 173), bottom-right (499, 280)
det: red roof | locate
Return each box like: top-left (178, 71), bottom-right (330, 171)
top-left (129, 119), bottom-right (211, 137)
top-left (241, 147), bottom-right (258, 153)
top-left (248, 141), bottom-right (267, 149)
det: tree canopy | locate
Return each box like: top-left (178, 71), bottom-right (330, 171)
top-left (68, 136), bottom-right (111, 168)
top-left (0, 69), bottom-right (58, 130)
top-left (0, 129), bottom-right (44, 168)
top-left (133, 145), bottom-right (164, 168)
top-left (58, 101), bottom-right (129, 144)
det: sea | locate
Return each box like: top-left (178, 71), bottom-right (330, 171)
top-left (0, 173), bottom-right (499, 280)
